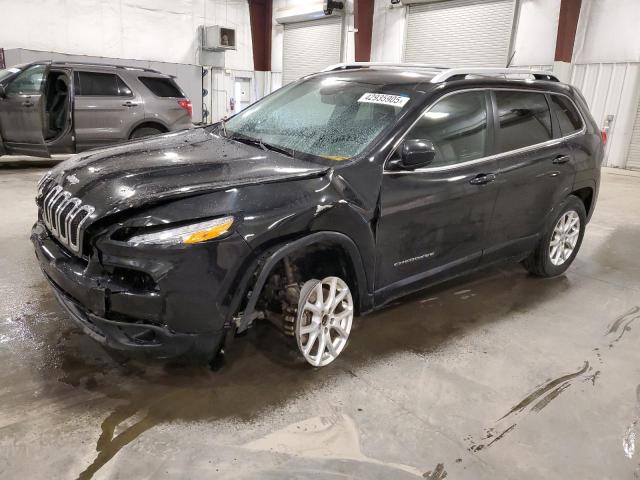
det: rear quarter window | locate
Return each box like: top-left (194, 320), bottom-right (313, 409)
top-left (139, 77), bottom-right (184, 98)
top-left (550, 95), bottom-right (584, 136)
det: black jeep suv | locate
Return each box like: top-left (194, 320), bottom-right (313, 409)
top-left (31, 64), bottom-right (602, 367)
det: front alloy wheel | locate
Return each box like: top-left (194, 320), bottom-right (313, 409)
top-left (296, 276), bottom-right (353, 367)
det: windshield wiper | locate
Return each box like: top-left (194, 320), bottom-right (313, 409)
top-left (229, 135), bottom-right (295, 158)
top-left (261, 141), bottom-right (296, 158)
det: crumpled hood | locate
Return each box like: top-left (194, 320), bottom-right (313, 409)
top-left (47, 127), bottom-right (329, 219)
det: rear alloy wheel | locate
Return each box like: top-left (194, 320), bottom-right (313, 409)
top-left (296, 276), bottom-right (353, 367)
top-left (522, 194), bottom-right (586, 277)
top-left (549, 210), bottom-right (580, 266)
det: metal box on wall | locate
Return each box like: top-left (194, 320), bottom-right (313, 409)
top-left (202, 26), bottom-right (237, 51)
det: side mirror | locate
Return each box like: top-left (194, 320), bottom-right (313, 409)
top-left (389, 139), bottom-right (436, 171)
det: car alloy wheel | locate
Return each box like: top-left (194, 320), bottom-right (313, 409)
top-left (296, 276), bottom-right (353, 367)
top-left (549, 210), bottom-right (580, 266)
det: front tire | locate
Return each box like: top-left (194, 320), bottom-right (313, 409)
top-left (522, 195), bottom-right (586, 277)
top-left (295, 276), bottom-right (354, 367)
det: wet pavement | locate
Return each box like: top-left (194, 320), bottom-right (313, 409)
top-left (1, 166), bottom-right (639, 479)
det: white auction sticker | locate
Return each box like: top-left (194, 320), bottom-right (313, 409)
top-left (358, 92), bottom-right (410, 108)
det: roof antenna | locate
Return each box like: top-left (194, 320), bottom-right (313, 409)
top-left (506, 50), bottom-right (516, 68)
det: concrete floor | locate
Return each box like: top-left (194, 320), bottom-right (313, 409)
top-left (1, 166), bottom-right (639, 480)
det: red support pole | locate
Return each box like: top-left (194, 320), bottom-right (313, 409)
top-left (354, 0), bottom-right (375, 62)
top-left (554, 0), bottom-right (582, 63)
top-left (249, 0), bottom-right (272, 71)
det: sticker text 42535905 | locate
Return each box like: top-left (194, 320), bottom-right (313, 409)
top-left (358, 93), bottom-right (410, 108)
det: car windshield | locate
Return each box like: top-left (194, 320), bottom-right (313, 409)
top-left (0, 65), bottom-right (25, 83)
top-left (224, 76), bottom-right (415, 162)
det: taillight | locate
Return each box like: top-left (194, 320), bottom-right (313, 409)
top-left (599, 129), bottom-right (608, 144)
top-left (178, 99), bottom-right (192, 118)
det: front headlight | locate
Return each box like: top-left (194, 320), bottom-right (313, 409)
top-left (127, 216), bottom-right (234, 246)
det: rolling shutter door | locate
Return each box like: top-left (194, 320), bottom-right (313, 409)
top-left (405, 0), bottom-right (516, 67)
top-left (283, 16), bottom-right (343, 85)
top-left (626, 96), bottom-right (640, 170)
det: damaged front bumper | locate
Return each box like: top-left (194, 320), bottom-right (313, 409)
top-left (30, 221), bottom-right (250, 357)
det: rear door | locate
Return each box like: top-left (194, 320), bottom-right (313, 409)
top-left (483, 89), bottom-right (576, 262)
top-left (73, 70), bottom-right (142, 150)
top-left (0, 63), bottom-right (50, 157)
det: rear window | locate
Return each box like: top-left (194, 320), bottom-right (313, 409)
top-left (139, 76), bottom-right (183, 98)
top-left (75, 71), bottom-right (132, 96)
top-left (550, 95), bottom-right (584, 136)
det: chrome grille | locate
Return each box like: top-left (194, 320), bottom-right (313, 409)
top-left (37, 177), bottom-right (95, 255)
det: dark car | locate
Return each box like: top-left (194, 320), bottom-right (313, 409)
top-left (0, 62), bottom-right (192, 158)
top-left (31, 64), bottom-right (603, 367)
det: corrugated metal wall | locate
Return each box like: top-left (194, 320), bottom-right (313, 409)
top-left (570, 62), bottom-right (640, 168)
top-left (626, 94), bottom-right (640, 170)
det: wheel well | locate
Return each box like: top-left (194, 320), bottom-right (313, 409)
top-left (571, 187), bottom-right (594, 216)
top-left (255, 242), bottom-right (362, 316)
top-left (130, 121), bottom-right (168, 137)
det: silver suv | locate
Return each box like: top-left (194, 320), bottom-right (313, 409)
top-left (0, 61), bottom-right (193, 158)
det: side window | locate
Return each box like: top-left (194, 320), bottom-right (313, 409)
top-left (494, 91), bottom-right (552, 153)
top-left (403, 91), bottom-right (488, 168)
top-left (138, 76), bottom-right (183, 98)
top-left (76, 71), bottom-right (131, 96)
top-left (116, 76), bottom-right (132, 96)
top-left (550, 95), bottom-right (583, 136)
top-left (6, 64), bottom-right (47, 95)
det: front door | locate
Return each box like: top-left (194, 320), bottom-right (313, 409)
top-left (0, 63), bottom-right (50, 157)
top-left (483, 90), bottom-right (576, 262)
top-left (375, 90), bottom-right (499, 303)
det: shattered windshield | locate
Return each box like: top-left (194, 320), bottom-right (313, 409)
top-left (224, 76), bottom-right (415, 163)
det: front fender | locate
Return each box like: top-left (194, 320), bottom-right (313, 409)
top-left (233, 231), bottom-right (373, 333)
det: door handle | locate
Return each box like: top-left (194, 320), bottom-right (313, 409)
top-left (552, 155), bottom-right (570, 164)
top-left (469, 173), bottom-right (496, 185)
top-left (22, 100), bottom-right (34, 107)
top-left (122, 101), bottom-right (138, 107)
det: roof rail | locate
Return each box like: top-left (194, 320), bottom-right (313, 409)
top-left (430, 67), bottom-right (559, 83)
top-left (322, 62), bottom-right (450, 72)
top-left (48, 60), bottom-right (162, 74)
top-left (320, 64), bottom-right (559, 83)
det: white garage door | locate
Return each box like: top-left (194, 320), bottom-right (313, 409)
top-left (626, 95), bottom-right (640, 170)
top-left (405, 0), bottom-right (516, 67)
top-left (283, 16), bottom-right (343, 85)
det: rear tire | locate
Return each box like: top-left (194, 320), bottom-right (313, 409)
top-left (522, 195), bottom-right (586, 277)
top-left (129, 126), bottom-right (163, 139)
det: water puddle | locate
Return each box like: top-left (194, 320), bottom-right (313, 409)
top-left (243, 413), bottom-right (425, 478)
